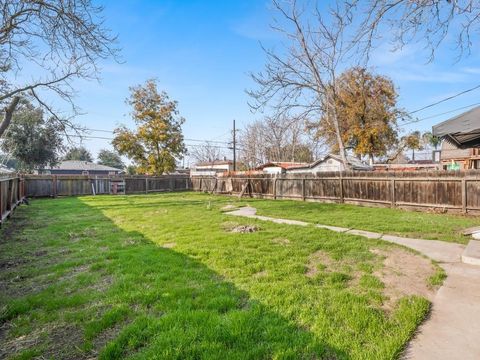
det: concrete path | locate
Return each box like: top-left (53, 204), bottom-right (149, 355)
top-left (227, 207), bottom-right (480, 360)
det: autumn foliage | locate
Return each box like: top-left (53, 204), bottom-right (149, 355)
top-left (316, 67), bottom-right (404, 162)
top-left (113, 80), bottom-right (186, 175)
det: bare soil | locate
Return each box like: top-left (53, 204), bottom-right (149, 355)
top-left (371, 248), bottom-right (436, 310)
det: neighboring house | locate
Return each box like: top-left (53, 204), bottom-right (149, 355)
top-left (256, 162), bottom-right (309, 175)
top-left (373, 161), bottom-right (440, 172)
top-left (0, 165), bottom-right (15, 174)
top-left (44, 160), bottom-right (124, 176)
top-left (432, 106), bottom-right (480, 170)
top-left (287, 154), bottom-right (372, 173)
top-left (191, 160), bottom-right (234, 176)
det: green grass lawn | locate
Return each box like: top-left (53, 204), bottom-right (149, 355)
top-left (246, 198), bottom-right (479, 244)
top-left (0, 192), bottom-right (442, 359)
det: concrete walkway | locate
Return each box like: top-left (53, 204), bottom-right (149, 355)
top-left (227, 207), bottom-right (480, 360)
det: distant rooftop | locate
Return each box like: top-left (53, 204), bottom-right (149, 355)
top-left (195, 160), bottom-right (233, 167)
top-left (51, 160), bottom-right (122, 172)
top-left (257, 162), bottom-right (309, 170)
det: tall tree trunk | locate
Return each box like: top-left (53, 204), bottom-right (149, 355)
top-left (333, 117), bottom-right (349, 169)
top-left (0, 96), bottom-right (21, 138)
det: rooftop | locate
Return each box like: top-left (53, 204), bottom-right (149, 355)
top-left (51, 160), bottom-right (123, 172)
top-left (195, 160), bottom-right (233, 167)
top-left (256, 162), bottom-right (310, 170)
top-left (432, 106), bottom-right (480, 148)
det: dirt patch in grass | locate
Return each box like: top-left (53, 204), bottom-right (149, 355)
top-left (253, 270), bottom-right (268, 278)
top-left (0, 327), bottom-right (43, 358)
top-left (371, 248), bottom-right (436, 310)
top-left (162, 242), bottom-right (176, 249)
top-left (91, 320), bottom-right (128, 356)
top-left (0, 215), bottom-right (29, 244)
top-left (306, 251), bottom-right (335, 278)
top-left (231, 225), bottom-right (258, 233)
top-left (42, 324), bottom-right (85, 360)
top-left (271, 237), bottom-right (290, 245)
top-left (222, 221), bottom-right (259, 233)
top-left (220, 204), bottom-right (238, 212)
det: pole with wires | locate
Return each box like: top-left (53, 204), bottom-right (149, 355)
top-left (233, 119), bottom-right (236, 171)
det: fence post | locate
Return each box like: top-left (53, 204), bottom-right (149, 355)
top-left (145, 177), bottom-right (148, 194)
top-left (273, 178), bottom-right (277, 200)
top-left (52, 175), bottom-right (57, 198)
top-left (302, 178), bottom-right (306, 201)
top-left (390, 179), bottom-right (396, 208)
top-left (0, 180), bottom-right (2, 223)
top-left (462, 178), bottom-right (467, 213)
top-left (339, 177), bottom-right (344, 203)
top-left (7, 179), bottom-right (12, 211)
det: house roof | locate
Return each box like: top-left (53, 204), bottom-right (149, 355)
top-left (195, 160), bottom-right (233, 167)
top-left (288, 154), bottom-right (372, 171)
top-left (256, 162), bottom-right (309, 170)
top-left (432, 106), bottom-right (480, 148)
top-left (0, 165), bottom-right (15, 174)
top-left (51, 160), bottom-right (122, 172)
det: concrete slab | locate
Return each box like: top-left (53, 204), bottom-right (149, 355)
top-left (380, 234), bottom-right (465, 263)
top-left (346, 229), bottom-right (382, 239)
top-left (403, 262), bottom-right (480, 360)
top-left (462, 240), bottom-right (480, 266)
top-left (472, 231), bottom-right (480, 240)
top-left (316, 224), bottom-right (350, 233)
top-left (227, 207), bottom-right (480, 359)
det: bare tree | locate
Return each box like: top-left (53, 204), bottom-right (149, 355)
top-left (0, 0), bottom-right (119, 138)
top-left (239, 114), bottom-right (314, 168)
top-left (239, 120), bottom-right (267, 168)
top-left (248, 0), bottom-right (358, 168)
top-left (354, 0), bottom-right (480, 61)
top-left (189, 142), bottom-right (223, 164)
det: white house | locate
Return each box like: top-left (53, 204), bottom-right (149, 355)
top-left (191, 160), bottom-right (234, 176)
top-left (256, 162), bottom-right (309, 175)
top-left (287, 154), bottom-right (372, 174)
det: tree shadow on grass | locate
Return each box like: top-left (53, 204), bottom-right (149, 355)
top-left (0, 197), bottom-right (348, 360)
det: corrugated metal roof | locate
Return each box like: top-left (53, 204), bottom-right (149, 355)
top-left (432, 106), bottom-right (480, 148)
top-left (51, 160), bottom-right (122, 171)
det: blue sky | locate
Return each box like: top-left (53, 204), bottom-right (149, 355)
top-left (66, 0), bottom-right (480, 163)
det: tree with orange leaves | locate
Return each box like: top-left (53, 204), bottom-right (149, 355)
top-left (314, 67), bottom-right (404, 163)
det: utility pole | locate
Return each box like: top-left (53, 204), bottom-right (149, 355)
top-left (232, 119), bottom-right (237, 171)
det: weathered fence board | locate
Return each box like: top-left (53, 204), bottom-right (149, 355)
top-left (0, 175), bottom-right (25, 226)
top-left (192, 171), bottom-right (480, 214)
top-left (24, 175), bottom-right (191, 197)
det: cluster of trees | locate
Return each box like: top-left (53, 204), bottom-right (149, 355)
top-left (63, 146), bottom-right (125, 170)
top-left (0, 99), bottom-right (125, 172)
top-left (241, 66), bottom-right (440, 168)
top-left (1, 0), bottom-right (478, 172)
top-left (245, 0), bottom-right (478, 168)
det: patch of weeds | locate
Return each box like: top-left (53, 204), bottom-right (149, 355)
top-left (359, 274), bottom-right (384, 289)
top-left (428, 265), bottom-right (447, 288)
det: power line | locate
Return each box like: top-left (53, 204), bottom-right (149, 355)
top-left (64, 134), bottom-right (235, 150)
top-left (401, 102), bottom-right (480, 127)
top-left (82, 127), bottom-right (230, 144)
top-left (408, 84), bottom-right (480, 115)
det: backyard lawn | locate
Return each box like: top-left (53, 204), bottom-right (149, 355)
top-left (0, 192), bottom-right (452, 359)
top-left (249, 198), bottom-right (479, 244)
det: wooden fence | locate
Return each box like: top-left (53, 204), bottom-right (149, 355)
top-left (192, 171), bottom-right (480, 214)
top-left (0, 175), bottom-right (25, 226)
top-left (23, 175), bottom-right (191, 198)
